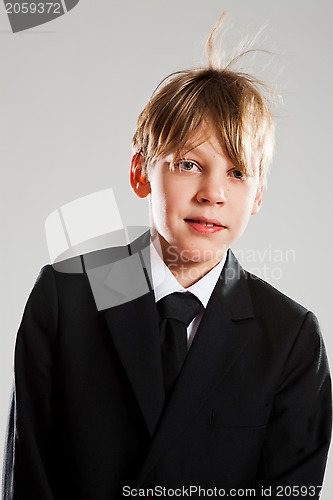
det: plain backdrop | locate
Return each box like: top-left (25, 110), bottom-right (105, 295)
top-left (1, 0), bottom-right (332, 494)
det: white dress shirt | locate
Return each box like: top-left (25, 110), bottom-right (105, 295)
top-left (150, 241), bottom-right (227, 349)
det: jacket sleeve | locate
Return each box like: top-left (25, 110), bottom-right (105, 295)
top-left (257, 311), bottom-right (332, 499)
top-left (2, 266), bottom-right (59, 500)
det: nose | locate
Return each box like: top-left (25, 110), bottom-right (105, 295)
top-left (196, 174), bottom-right (227, 206)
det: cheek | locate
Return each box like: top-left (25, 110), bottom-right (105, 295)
top-left (160, 182), bottom-right (184, 217)
top-left (150, 182), bottom-right (179, 230)
top-left (230, 190), bottom-right (257, 225)
top-left (151, 193), bottom-right (166, 224)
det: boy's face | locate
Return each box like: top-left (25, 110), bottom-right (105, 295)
top-left (131, 127), bottom-right (262, 281)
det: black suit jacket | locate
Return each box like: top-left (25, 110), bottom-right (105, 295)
top-left (2, 233), bottom-right (332, 499)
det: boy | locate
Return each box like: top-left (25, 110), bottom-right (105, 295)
top-left (3, 16), bottom-right (331, 500)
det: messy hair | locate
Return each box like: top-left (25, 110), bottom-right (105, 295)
top-left (132, 13), bottom-right (275, 187)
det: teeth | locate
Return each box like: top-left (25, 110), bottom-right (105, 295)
top-left (197, 221), bottom-right (214, 227)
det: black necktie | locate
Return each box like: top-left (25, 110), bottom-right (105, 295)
top-left (157, 292), bottom-right (201, 399)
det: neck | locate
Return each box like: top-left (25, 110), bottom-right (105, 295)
top-left (167, 259), bottom-right (223, 288)
top-left (152, 232), bottom-right (225, 288)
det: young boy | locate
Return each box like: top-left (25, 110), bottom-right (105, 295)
top-left (3, 16), bottom-right (331, 500)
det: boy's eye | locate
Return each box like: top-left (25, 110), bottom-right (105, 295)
top-left (175, 160), bottom-right (200, 173)
top-left (229, 169), bottom-right (244, 180)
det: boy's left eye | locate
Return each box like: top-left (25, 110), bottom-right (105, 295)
top-left (175, 160), bottom-right (200, 173)
top-left (229, 169), bottom-right (244, 180)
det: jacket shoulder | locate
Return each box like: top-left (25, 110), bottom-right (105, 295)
top-left (51, 245), bottom-right (130, 275)
top-left (244, 269), bottom-right (309, 317)
top-left (242, 270), bottom-right (327, 371)
top-left (51, 231), bottom-right (150, 275)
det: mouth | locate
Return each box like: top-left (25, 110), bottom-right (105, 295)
top-left (184, 217), bottom-right (226, 234)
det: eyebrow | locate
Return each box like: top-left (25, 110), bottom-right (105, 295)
top-left (176, 141), bottom-right (209, 160)
top-left (178, 141), bottom-right (227, 162)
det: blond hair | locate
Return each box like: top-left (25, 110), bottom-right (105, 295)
top-left (132, 13), bottom-right (275, 187)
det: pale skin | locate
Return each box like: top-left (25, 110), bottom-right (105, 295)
top-left (130, 127), bottom-right (263, 288)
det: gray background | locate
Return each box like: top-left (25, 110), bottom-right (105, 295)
top-left (1, 0), bottom-right (332, 494)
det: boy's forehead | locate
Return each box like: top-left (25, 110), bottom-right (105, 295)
top-left (178, 126), bottom-right (225, 158)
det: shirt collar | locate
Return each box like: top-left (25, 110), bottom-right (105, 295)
top-left (150, 240), bottom-right (226, 308)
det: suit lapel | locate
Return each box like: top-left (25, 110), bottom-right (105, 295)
top-left (104, 290), bottom-right (165, 437)
top-left (136, 249), bottom-right (259, 484)
top-left (85, 231), bottom-right (164, 437)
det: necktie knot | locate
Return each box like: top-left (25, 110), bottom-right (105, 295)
top-left (157, 292), bottom-right (201, 327)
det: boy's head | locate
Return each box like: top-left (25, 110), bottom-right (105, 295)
top-left (130, 18), bottom-right (275, 285)
top-left (132, 67), bottom-right (275, 188)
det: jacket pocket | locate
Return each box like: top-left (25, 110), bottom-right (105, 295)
top-left (211, 406), bottom-right (271, 428)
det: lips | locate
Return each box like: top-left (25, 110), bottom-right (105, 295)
top-left (185, 216), bottom-right (224, 227)
top-left (184, 217), bottom-right (226, 234)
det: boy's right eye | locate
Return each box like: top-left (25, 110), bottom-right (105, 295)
top-left (175, 160), bottom-right (200, 173)
top-left (229, 169), bottom-right (244, 180)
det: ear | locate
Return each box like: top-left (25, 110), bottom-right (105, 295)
top-left (251, 184), bottom-right (263, 215)
top-left (130, 152), bottom-right (151, 198)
